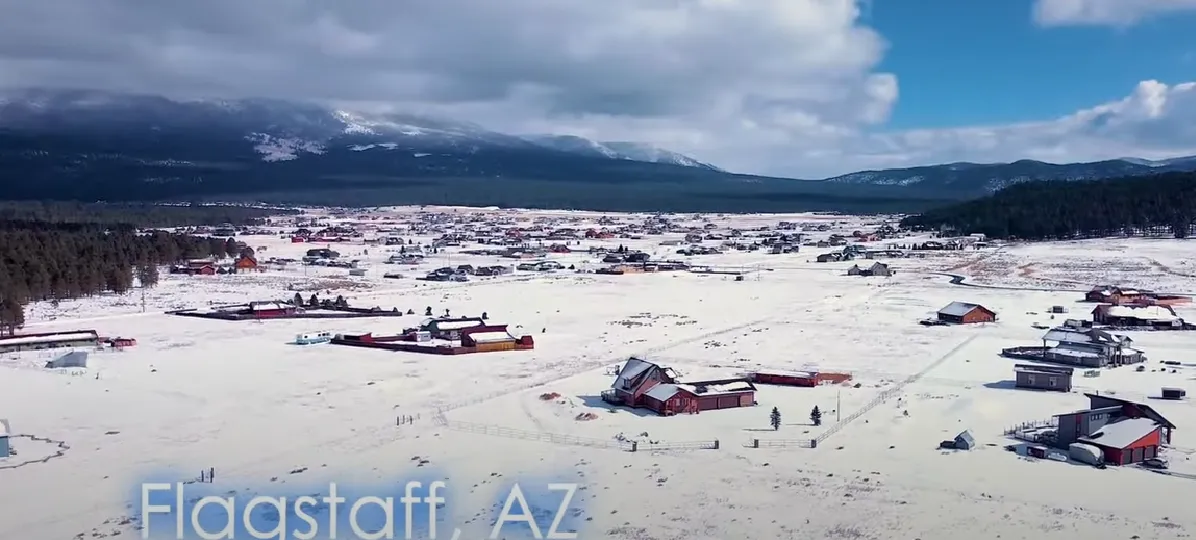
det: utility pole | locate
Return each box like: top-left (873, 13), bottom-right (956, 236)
top-left (141, 283), bottom-right (146, 313)
top-left (836, 391), bottom-right (842, 422)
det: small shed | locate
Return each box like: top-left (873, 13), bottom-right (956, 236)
top-left (0, 419), bottom-right (9, 459)
top-left (1161, 387), bottom-right (1187, 400)
top-left (45, 350), bottom-right (89, 369)
top-left (954, 430), bottom-right (976, 450)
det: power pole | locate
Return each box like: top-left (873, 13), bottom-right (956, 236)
top-left (836, 391), bottom-right (842, 422)
top-left (141, 284), bottom-right (146, 313)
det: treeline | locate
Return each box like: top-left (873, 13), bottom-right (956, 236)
top-left (0, 202), bottom-right (274, 334)
top-left (900, 172), bottom-right (1196, 240)
top-left (0, 201), bottom-right (291, 227)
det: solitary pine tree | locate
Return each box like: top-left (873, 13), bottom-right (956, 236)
top-left (770, 407), bottom-right (782, 431)
top-left (293, 292), bottom-right (304, 306)
top-left (810, 406), bottom-right (822, 426)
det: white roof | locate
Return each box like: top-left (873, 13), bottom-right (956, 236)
top-left (430, 319), bottom-right (486, 331)
top-left (679, 380), bottom-right (755, 395)
top-left (1105, 305), bottom-right (1178, 322)
top-left (468, 331), bottom-right (514, 343)
top-left (644, 383), bottom-right (681, 401)
top-left (0, 332), bottom-right (98, 347)
top-left (1080, 417), bottom-right (1160, 449)
top-left (1047, 346), bottom-right (1103, 358)
top-left (753, 369), bottom-right (815, 378)
top-left (0, 420), bottom-right (7, 437)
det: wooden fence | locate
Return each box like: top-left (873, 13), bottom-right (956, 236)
top-left (438, 416), bottom-right (718, 452)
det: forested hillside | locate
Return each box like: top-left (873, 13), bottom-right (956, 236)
top-left (0, 203), bottom-right (285, 333)
top-left (900, 172), bottom-right (1196, 240)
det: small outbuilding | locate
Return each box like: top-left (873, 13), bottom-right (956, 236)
top-left (45, 350), bottom-right (88, 369)
top-left (936, 302), bottom-right (998, 324)
top-left (1014, 364), bottom-right (1073, 392)
top-left (954, 430), bottom-right (976, 450)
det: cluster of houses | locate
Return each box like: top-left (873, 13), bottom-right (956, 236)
top-left (168, 252), bottom-right (262, 276)
top-left (1083, 286), bottom-right (1192, 329)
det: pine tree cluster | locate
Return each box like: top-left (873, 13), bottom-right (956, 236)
top-left (0, 202), bottom-right (285, 333)
top-left (900, 172), bottom-right (1196, 240)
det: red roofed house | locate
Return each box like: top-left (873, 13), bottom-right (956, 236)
top-left (1053, 393), bottom-right (1175, 465)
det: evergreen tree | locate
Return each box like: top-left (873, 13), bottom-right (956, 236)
top-left (308, 293), bottom-right (319, 307)
top-left (769, 407), bottom-right (782, 431)
top-left (810, 406), bottom-right (822, 426)
top-left (293, 292), bottom-right (304, 306)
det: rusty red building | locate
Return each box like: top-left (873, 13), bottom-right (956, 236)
top-left (748, 369), bottom-right (853, 387)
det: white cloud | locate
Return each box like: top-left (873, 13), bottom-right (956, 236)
top-left (1032, 0), bottom-right (1196, 27)
top-left (0, 0), bottom-right (1192, 179)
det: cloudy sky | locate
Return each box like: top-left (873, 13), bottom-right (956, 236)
top-left (0, 0), bottom-right (1193, 178)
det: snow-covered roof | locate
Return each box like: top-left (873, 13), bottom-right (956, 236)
top-left (0, 420), bottom-right (7, 437)
top-left (1104, 305), bottom-right (1178, 321)
top-left (1080, 417), bottom-right (1160, 449)
top-left (1047, 346), bottom-right (1103, 358)
top-left (0, 331), bottom-right (98, 347)
top-left (752, 369), bottom-right (815, 378)
top-left (938, 302), bottom-right (986, 317)
top-left (1043, 328), bottom-right (1127, 345)
top-left (613, 358), bottom-right (654, 390)
top-left (467, 331), bottom-right (515, 343)
top-left (679, 380), bottom-right (755, 395)
top-left (427, 318), bottom-right (486, 331)
top-left (644, 383), bottom-right (681, 401)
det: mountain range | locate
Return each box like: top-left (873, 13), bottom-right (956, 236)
top-left (0, 88), bottom-right (1193, 212)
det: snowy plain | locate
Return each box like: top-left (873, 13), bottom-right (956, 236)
top-left (2, 208), bottom-right (1196, 540)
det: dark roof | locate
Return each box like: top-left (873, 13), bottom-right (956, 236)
top-left (1083, 393), bottom-right (1176, 429)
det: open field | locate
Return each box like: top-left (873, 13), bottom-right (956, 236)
top-left (3, 209), bottom-right (1196, 540)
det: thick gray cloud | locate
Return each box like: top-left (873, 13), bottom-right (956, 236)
top-left (0, 0), bottom-right (1192, 177)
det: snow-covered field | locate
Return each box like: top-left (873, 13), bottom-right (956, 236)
top-left (3, 209), bottom-right (1196, 540)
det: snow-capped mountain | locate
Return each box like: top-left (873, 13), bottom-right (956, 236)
top-left (0, 88), bottom-right (715, 169)
top-left (525, 135), bottom-right (722, 171)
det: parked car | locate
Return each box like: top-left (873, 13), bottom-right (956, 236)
top-left (1143, 457), bottom-right (1169, 469)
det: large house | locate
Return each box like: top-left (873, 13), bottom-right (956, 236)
top-left (1084, 286), bottom-right (1148, 305)
top-left (846, 262), bottom-right (894, 277)
top-left (1040, 327), bottom-right (1144, 367)
top-left (1054, 394), bottom-right (1175, 466)
top-left (602, 358), bottom-right (757, 416)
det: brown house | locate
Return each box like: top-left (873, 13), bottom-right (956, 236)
top-left (1084, 286), bottom-right (1147, 305)
top-left (234, 254), bottom-right (261, 273)
top-left (936, 302), bottom-right (997, 324)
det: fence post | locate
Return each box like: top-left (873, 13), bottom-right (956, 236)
top-left (810, 438), bottom-right (817, 448)
top-left (752, 438), bottom-right (759, 449)
top-left (630, 441), bottom-right (638, 452)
